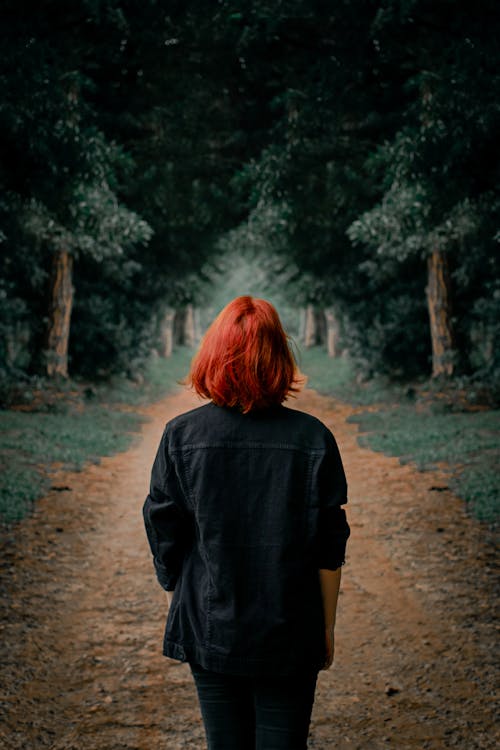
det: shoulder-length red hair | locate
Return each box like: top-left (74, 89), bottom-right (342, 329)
top-left (187, 296), bottom-right (303, 413)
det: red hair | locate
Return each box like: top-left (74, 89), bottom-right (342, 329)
top-left (188, 296), bottom-right (303, 413)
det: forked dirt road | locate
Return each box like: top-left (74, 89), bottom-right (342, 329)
top-left (0, 387), bottom-right (497, 750)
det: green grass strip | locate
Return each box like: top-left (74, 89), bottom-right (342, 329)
top-left (0, 347), bottom-right (195, 524)
top-left (300, 346), bottom-right (499, 523)
top-left (349, 406), bottom-right (500, 523)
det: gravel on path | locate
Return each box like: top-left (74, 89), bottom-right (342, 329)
top-left (0, 387), bottom-right (497, 750)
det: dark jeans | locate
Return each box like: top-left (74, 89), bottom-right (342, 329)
top-left (189, 663), bottom-right (318, 750)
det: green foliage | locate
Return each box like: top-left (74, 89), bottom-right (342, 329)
top-left (341, 2), bottom-right (500, 379)
top-left (348, 181), bottom-right (477, 262)
top-left (24, 183), bottom-right (152, 262)
top-left (0, 1), bottom-right (238, 378)
top-left (227, 1), bottom-right (500, 382)
top-left (0, 2), bottom-right (157, 377)
top-left (1, 0), bottom-right (499, 387)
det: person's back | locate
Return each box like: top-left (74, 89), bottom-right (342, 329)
top-left (143, 296), bottom-right (350, 750)
top-left (155, 401), bottom-right (347, 677)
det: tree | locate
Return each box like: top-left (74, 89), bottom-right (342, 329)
top-left (0, 2), bottom-right (152, 377)
top-left (348, 1), bottom-right (500, 377)
top-left (1, 0), bottom-right (499, 384)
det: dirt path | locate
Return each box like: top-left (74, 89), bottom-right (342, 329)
top-left (0, 387), bottom-right (497, 750)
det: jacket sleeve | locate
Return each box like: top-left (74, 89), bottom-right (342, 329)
top-left (315, 430), bottom-right (350, 571)
top-left (142, 426), bottom-right (192, 591)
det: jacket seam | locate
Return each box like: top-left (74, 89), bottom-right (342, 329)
top-left (169, 442), bottom-right (326, 455)
top-left (177, 449), bottom-right (213, 653)
top-left (304, 452), bottom-right (315, 550)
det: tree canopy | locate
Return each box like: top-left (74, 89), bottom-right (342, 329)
top-left (1, 1), bottom-right (499, 382)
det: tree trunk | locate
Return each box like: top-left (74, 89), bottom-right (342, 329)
top-left (184, 303), bottom-right (196, 348)
top-left (324, 308), bottom-right (340, 357)
top-left (304, 304), bottom-right (316, 348)
top-left (315, 309), bottom-right (326, 346)
top-left (160, 308), bottom-right (175, 357)
top-left (6, 322), bottom-right (30, 369)
top-left (426, 249), bottom-right (455, 377)
top-left (193, 307), bottom-right (202, 344)
top-left (173, 308), bottom-right (186, 345)
top-left (299, 307), bottom-right (307, 344)
top-left (45, 249), bottom-right (73, 378)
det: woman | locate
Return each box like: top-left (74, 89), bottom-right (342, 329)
top-left (143, 296), bottom-right (350, 750)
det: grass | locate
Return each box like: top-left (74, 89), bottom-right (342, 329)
top-left (300, 346), bottom-right (500, 524)
top-left (0, 348), bottom-right (194, 524)
top-left (349, 406), bottom-right (500, 523)
top-left (3, 345), bottom-right (498, 525)
top-left (298, 346), bottom-right (409, 406)
top-left (91, 346), bottom-right (194, 405)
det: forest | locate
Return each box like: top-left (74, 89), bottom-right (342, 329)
top-left (1, 0), bottom-right (499, 389)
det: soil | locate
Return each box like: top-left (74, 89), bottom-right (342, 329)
top-left (0, 387), bottom-right (498, 750)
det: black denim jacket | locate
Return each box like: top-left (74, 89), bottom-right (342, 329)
top-left (143, 401), bottom-right (350, 677)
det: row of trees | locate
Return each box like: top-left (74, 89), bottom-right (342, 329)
top-left (223, 0), bottom-right (500, 379)
top-left (1, 1), bottom-right (241, 378)
top-left (1, 1), bottom-right (499, 382)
